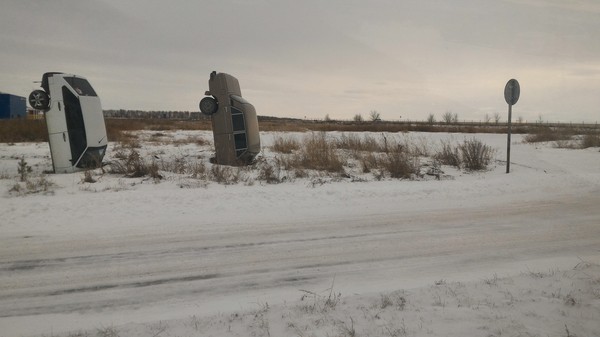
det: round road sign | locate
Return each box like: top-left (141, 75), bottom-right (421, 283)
top-left (504, 79), bottom-right (520, 105)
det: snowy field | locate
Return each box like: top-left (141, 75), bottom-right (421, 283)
top-left (1, 131), bottom-right (599, 337)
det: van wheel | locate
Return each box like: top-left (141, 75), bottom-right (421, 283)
top-left (28, 90), bottom-right (50, 110)
top-left (200, 97), bottom-right (218, 115)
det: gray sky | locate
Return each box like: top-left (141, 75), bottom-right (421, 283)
top-left (1, 0), bottom-right (599, 122)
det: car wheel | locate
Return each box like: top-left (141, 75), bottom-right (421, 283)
top-left (200, 97), bottom-right (218, 115)
top-left (28, 90), bottom-right (50, 110)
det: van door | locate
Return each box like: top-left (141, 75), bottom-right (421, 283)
top-left (45, 76), bottom-right (72, 172)
top-left (48, 131), bottom-right (73, 173)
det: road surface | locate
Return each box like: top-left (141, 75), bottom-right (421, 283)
top-left (1, 191), bottom-right (599, 336)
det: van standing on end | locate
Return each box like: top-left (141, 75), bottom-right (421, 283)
top-left (29, 72), bottom-right (108, 173)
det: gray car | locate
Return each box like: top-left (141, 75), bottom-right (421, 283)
top-left (199, 71), bottom-right (260, 166)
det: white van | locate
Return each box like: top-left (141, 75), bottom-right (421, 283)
top-left (29, 73), bottom-right (108, 173)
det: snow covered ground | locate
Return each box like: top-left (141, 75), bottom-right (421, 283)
top-left (1, 131), bottom-right (599, 337)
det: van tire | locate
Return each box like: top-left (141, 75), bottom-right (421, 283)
top-left (29, 90), bottom-right (50, 110)
top-left (200, 97), bottom-right (218, 115)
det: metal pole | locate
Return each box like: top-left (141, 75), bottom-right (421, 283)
top-left (506, 104), bottom-right (512, 174)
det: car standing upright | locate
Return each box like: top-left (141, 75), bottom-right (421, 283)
top-left (199, 71), bottom-right (260, 166)
top-left (29, 72), bottom-right (108, 173)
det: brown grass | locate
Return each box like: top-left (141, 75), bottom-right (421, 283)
top-left (270, 133), bottom-right (422, 179)
top-left (383, 151), bottom-right (419, 179)
top-left (459, 138), bottom-right (495, 171)
top-left (271, 135), bottom-right (300, 153)
top-left (210, 165), bottom-right (242, 185)
top-left (523, 127), bottom-right (575, 143)
top-left (108, 148), bottom-right (161, 180)
top-left (290, 133), bottom-right (346, 173)
top-left (106, 118), bottom-right (211, 143)
top-left (106, 118), bottom-right (210, 132)
top-left (434, 140), bottom-right (461, 168)
top-left (0, 119), bottom-right (48, 142)
top-left (357, 152), bottom-right (380, 174)
top-left (335, 133), bottom-right (385, 153)
top-left (433, 138), bottom-right (494, 171)
top-left (2, 116), bottom-right (597, 144)
top-left (581, 133), bottom-right (600, 148)
top-left (258, 118), bottom-right (545, 134)
top-left (102, 128), bottom-right (500, 186)
top-left (256, 159), bottom-right (283, 184)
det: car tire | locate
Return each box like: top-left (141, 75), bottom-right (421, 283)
top-left (28, 90), bottom-right (50, 110)
top-left (200, 97), bottom-right (218, 115)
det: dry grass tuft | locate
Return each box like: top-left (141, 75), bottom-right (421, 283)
top-left (358, 152), bottom-right (380, 174)
top-left (581, 132), bottom-right (600, 148)
top-left (382, 144), bottom-right (420, 179)
top-left (188, 160), bottom-right (209, 179)
top-left (8, 157), bottom-right (55, 196)
top-left (82, 170), bottom-right (96, 183)
top-left (159, 156), bottom-right (188, 174)
top-left (460, 138), bottom-right (495, 171)
top-left (210, 165), bottom-right (241, 185)
top-left (434, 138), bottom-right (494, 171)
top-left (271, 135), bottom-right (300, 154)
top-left (256, 158), bottom-right (284, 184)
top-left (289, 132), bottom-right (346, 173)
top-left (298, 279), bottom-right (342, 314)
top-left (114, 134), bottom-right (142, 149)
top-left (336, 133), bottom-right (385, 153)
top-left (108, 148), bottom-right (162, 181)
top-left (434, 140), bottom-right (462, 168)
top-left (173, 135), bottom-right (208, 146)
top-left (10, 175), bottom-right (55, 195)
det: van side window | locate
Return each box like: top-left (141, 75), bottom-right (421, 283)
top-left (62, 86), bottom-right (87, 163)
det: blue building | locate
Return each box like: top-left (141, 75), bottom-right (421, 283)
top-left (0, 93), bottom-right (27, 119)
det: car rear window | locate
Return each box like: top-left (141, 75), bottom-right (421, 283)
top-left (64, 77), bottom-right (97, 96)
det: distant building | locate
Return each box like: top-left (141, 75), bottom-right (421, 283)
top-left (0, 93), bottom-right (27, 119)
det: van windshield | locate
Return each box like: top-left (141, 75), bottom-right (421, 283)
top-left (64, 77), bottom-right (97, 96)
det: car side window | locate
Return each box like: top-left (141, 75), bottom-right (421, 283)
top-left (231, 107), bottom-right (245, 132)
top-left (231, 106), bottom-right (247, 157)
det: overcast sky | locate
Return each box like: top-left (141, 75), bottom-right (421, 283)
top-left (1, 0), bottom-right (599, 122)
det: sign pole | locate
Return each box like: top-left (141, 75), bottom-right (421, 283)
top-left (506, 103), bottom-right (512, 174)
top-left (503, 79), bottom-right (520, 174)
